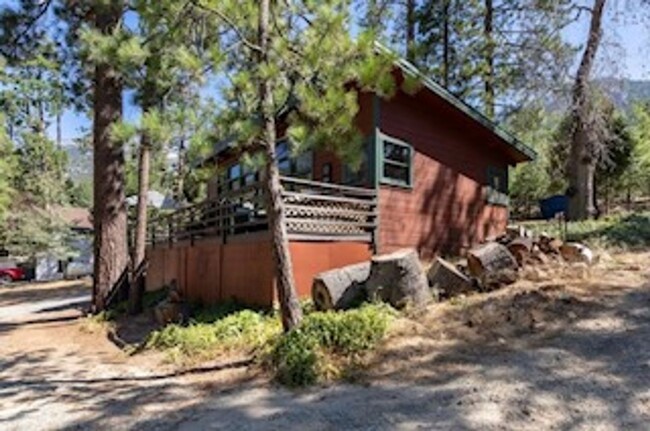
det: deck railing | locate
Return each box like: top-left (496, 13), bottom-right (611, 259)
top-left (148, 176), bottom-right (377, 245)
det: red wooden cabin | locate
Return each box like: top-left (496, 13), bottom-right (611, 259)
top-left (145, 60), bottom-right (534, 308)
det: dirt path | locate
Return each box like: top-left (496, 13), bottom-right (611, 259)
top-left (1, 257), bottom-right (649, 430)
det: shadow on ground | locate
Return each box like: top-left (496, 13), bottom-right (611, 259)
top-left (1, 266), bottom-right (648, 430)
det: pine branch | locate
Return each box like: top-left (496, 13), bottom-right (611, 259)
top-left (5, 0), bottom-right (53, 58)
top-left (190, 0), bottom-right (262, 53)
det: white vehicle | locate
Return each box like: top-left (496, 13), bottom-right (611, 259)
top-left (65, 257), bottom-right (93, 279)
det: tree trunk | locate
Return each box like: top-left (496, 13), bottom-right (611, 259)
top-left (130, 134), bottom-right (150, 314)
top-left (56, 111), bottom-right (62, 148)
top-left (442, 0), bottom-right (450, 88)
top-left (259, 0), bottom-right (302, 332)
top-left (405, 0), bottom-right (416, 62)
top-left (483, 0), bottom-right (495, 119)
top-left (567, 0), bottom-right (606, 221)
top-left (312, 262), bottom-right (371, 311)
top-left (92, 0), bottom-right (128, 312)
top-left (175, 138), bottom-right (186, 203)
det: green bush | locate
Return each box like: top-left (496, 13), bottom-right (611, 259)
top-left (146, 309), bottom-right (281, 359)
top-left (271, 328), bottom-right (321, 387)
top-left (270, 303), bottom-right (395, 386)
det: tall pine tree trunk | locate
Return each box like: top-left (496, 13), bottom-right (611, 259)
top-left (483, 0), bottom-right (495, 119)
top-left (405, 0), bottom-right (416, 62)
top-left (258, 0), bottom-right (302, 332)
top-left (130, 132), bottom-right (150, 313)
top-left (442, 0), bottom-right (450, 88)
top-left (92, 0), bottom-right (128, 312)
top-left (567, 0), bottom-right (606, 221)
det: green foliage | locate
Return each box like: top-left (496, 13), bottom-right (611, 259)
top-left (145, 307), bottom-right (282, 360)
top-left (524, 212), bottom-right (650, 250)
top-left (0, 113), bottom-right (16, 222)
top-left (208, 0), bottom-right (395, 169)
top-left (270, 303), bottom-right (395, 386)
top-left (144, 301), bottom-right (394, 386)
top-left (362, 0), bottom-right (576, 117)
top-left (507, 106), bottom-right (561, 218)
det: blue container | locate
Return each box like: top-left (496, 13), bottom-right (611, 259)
top-left (539, 195), bottom-right (568, 220)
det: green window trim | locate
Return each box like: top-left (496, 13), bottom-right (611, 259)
top-left (378, 131), bottom-right (414, 188)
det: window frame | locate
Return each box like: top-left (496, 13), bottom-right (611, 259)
top-left (379, 133), bottom-right (414, 188)
top-left (486, 165), bottom-right (509, 206)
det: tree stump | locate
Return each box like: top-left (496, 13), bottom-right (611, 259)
top-left (365, 249), bottom-right (431, 309)
top-left (427, 257), bottom-right (473, 299)
top-left (467, 242), bottom-right (518, 278)
top-left (312, 262), bottom-right (371, 311)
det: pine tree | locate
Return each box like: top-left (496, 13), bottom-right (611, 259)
top-left (87, 0), bottom-right (129, 310)
top-left (191, 0), bottom-right (393, 331)
top-left (567, 0), bottom-right (607, 220)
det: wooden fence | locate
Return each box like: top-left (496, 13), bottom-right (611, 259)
top-left (148, 176), bottom-right (378, 246)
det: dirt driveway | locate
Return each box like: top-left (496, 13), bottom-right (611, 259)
top-left (1, 257), bottom-right (649, 430)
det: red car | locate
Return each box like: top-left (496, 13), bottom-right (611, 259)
top-left (0, 267), bottom-right (25, 285)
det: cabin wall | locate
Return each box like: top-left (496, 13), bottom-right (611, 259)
top-left (146, 237), bottom-right (372, 307)
top-left (377, 89), bottom-right (510, 258)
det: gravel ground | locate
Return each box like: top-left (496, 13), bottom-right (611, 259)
top-left (0, 259), bottom-right (649, 430)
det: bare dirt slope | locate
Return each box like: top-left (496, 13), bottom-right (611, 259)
top-left (1, 255), bottom-right (649, 430)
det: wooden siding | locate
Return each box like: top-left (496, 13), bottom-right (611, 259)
top-left (376, 88), bottom-right (510, 258)
top-left (146, 236), bottom-right (372, 308)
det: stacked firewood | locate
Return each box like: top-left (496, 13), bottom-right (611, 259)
top-left (428, 225), bottom-right (595, 299)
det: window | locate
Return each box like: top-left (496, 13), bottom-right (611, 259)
top-left (486, 165), bottom-right (509, 206)
top-left (343, 138), bottom-right (371, 186)
top-left (276, 139), bottom-right (313, 178)
top-left (227, 163), bottom-right (242, 190)
top-left (321, 163), bottom-right (332, 183)
top-left (380, 135), bottom-right (412, 187)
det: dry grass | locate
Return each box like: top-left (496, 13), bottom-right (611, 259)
top-left (362, 250), bottom-right (649, 383)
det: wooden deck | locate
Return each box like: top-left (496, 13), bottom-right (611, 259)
top-left (148, 176), bottom-right (378, 247)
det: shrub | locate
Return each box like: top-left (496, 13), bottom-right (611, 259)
top-left (145, 308), bottom-right (281, 361)
top-left (271, 328), bottom-right (321, 387)
top-left (270, 303), bottom-right (395, 386)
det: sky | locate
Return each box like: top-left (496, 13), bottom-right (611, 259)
top-left (42, 1), bottom-right (650, 147)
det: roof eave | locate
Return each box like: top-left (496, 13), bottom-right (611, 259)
top-left (386, 50), bottom-right (536, 163)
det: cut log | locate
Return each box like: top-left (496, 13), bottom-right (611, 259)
top-left (559, 243), bottom-right (594, 265)
top-left (467, 242), bottom-right (518, 278)
top-left (539, 236), bottom-right (563, 254)
top-left (482, 268), bottom-right (518, 291)
top-left (530, 247), bottom-right (550, 265)
top-left (311, 262), bottom-right (371, 311)
top-left (427, 257), bottom-right (473, 299)
top-left (507, 237), bottom-right (534, 266)
top-left (365, 249), bottom-right (431, 309)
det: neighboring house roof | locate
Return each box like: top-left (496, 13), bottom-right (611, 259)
top-left (54, 206), bottom-right (93, 230)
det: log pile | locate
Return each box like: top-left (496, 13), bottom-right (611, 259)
top-left (312, 248), bottom-right (434, 311)
top-left (311, 227), bottom-right (595, 310)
